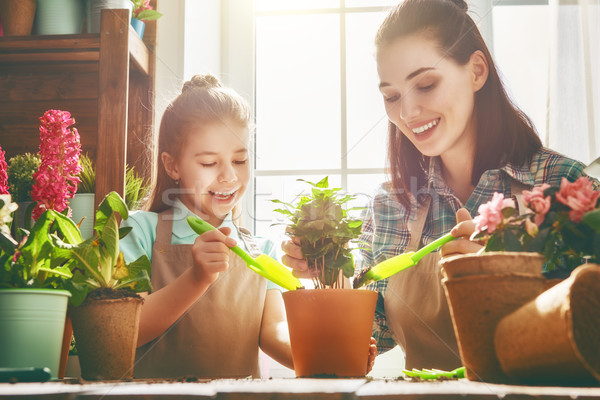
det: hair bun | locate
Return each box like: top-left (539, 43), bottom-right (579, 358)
top-left (182, 74), bottom-right (222, 93)
top-left (449, 0), bottom-right (468, 12)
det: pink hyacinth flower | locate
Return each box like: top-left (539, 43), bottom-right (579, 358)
top-left (31, 110), bottom-right (82, 220)
top-left (0, 145), bottom-right (8, 195)
top-left (556, 177), bottom-right (600, 223)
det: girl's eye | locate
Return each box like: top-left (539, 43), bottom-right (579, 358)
top-left (200, 162), bottom-right (216, 167)
top-left (234, 159), bottom-right (248, 165)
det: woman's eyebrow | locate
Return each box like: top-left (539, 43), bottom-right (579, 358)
top-left (379, 67), bottom-right (436, 88)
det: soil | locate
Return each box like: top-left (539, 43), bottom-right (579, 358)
top-left (84, 287), bottom-right (142, 301)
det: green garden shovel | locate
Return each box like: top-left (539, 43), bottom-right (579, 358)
top-left (187, 216), bottom-right (303, 291)
top-left (354, 232), bottom-right (456, 288)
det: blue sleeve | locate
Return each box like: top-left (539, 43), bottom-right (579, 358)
top-left (254, 235), bottom-right (284, 291)
top-left (120, 211), bottom-right (158, 264)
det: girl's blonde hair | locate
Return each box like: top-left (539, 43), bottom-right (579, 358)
top-left (146, 74), bottom-right (252, 213)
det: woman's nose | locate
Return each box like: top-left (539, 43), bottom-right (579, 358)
top-left (399, 92), bottom-right (420, 122)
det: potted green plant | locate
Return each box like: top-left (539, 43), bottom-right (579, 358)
top-left (6, 152), bottom-right (41, 238)
top-left (72, 153), bottom-right (150, 239)
top-left (0, 194), bottom-right (83, 380)
top-left (60, 191), bottom-right (151, 380)
top-left (272, 177), bottom-right (377, 378)
top-left (130, 0), bottom-right (162, 39)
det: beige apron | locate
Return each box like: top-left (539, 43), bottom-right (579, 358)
top-left (385, 180), bottom-right (530, 370)
top-left (134, 209), bottom-right (267, 379)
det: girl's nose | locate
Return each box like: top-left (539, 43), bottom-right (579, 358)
top-left (218, 164), bottom-right (236, 183)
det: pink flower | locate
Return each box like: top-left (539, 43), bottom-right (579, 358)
top-left (522, 183), bottom-right (551, 225)
top-left (0, 145), bottom-right (8, 195)
top-left (555, 177), bottom-right (600, 223)
top-left (473, 192), bottom-right (515, 235)
top-left (31, 110), bottom-right (82, 220)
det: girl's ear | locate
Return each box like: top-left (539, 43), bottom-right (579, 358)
top-left (470, 50), bottom-right (489, 92)
top-left (161, 152), bottom-right (179, 181)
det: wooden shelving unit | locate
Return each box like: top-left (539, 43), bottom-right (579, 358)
top-left (0, 8), bottom-right (156, 207)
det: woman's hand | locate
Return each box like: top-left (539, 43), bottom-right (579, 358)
top-left (367, 337), bottom-right (377, 374)
top-left (440, 208), bottom-right (483, 257)
top-left (281, 236), bottom-right (312, 278)
top-left (191, 226), bottom-right (237, 286)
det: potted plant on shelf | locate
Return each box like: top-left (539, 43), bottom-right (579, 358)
top-left (60, 191), bottom-right (151, 380)
top-left (440, 176), bottom-right (600, 383)
top-left (130, 0), bottom-right (162, 39)
top-left (6, 152), bottom-right (41, 238)
top-left (271, 176), bottom-right (377, 378)
top-left (1, 144), bottom-right (83, 380)
top-left (71, 153), bottom-right (150, 239)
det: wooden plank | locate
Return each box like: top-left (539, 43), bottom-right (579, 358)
top-left (95, 8), bottom-right (130, 203)
top-left (128, 28), bottom-right (150, 75)
top-left (127, 72), bottom-right (155, 184)
top-left (0, 71), bottom-right (98, 101)
top-left (0, 62), bottom-right (99, 74)
top-left (0, 51), bottom-right (99, 63)
top-left (0, 35), bottom-right (99, 51)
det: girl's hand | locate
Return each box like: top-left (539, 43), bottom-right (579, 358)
top-left (281, 236), bottom-right (311, 278)
top-left (440, 208), bottom-right (483, 257)
top-left (367, 337), bottom-right (377, 374)
top-left (191, 226), bottom-right (237, 286)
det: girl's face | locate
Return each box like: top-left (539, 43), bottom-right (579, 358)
top-left (165, 120), bottom-right (250, 227)
top-left (377, 33), bottom-right (487, 163)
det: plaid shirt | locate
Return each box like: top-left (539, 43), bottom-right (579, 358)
top-left (358, 147), bottom-right (596, 354)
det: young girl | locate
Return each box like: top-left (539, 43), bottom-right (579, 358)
top-left (282, 0), bottom-right (597, 370)
top-left (119, 74), bottom-right (293, 378)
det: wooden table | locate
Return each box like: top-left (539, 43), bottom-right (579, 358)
top-left (2, 378), bottom-right (600, 399)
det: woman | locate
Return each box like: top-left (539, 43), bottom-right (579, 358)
top-left (282, 0), bottom-right (593, 370)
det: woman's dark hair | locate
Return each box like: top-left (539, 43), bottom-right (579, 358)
top-left (376, 0), bottom-right (542, 209)
top-left (146, 74), bottom-right (251, 212)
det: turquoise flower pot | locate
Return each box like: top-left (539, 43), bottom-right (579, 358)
top-left (130, 17), bottom-right (144, 39)
top-left (0, 289), bottom-right (71, 379)
top-left (35, 0), bottom-right (84, 35)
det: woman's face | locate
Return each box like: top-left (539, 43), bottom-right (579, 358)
top-left (377, 33), bottom-right (484, 161)
top-left (164, 120), bottom-right (250, 227)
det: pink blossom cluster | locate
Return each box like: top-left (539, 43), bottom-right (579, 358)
top-left (473, 192), bottom-right (515, 235)
top-left (0, 145), bottom-right (8, 195)
top-left (31, 110), bottom-right (82, 220)
top-left (522, 183), bottom-right (551, 225)
top-left (134, 0), bottom-right (152, 16)
top-left (556, 176), bottom-right (600, 223)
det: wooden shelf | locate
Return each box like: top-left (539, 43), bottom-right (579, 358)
top-left (0, 9), bottom-right (155, 207)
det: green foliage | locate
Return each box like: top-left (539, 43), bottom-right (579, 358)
top-left (76, 155), bottom-right (150, 210)
top-left (0, 201), bottom-right (82, 289)
top-left (77, 153), bottom-right (95, 194)
top-left (55, 191), bottom-right (151, 306)
top-left (7, 153), bottom-right (41, 202)
top-left (271, 177), bottom-right (364, 289)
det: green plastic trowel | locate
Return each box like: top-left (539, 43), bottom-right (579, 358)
top-left (354, 232), bottom-right (456, 288)
top-left (187, 216), bottom-right (303, 291)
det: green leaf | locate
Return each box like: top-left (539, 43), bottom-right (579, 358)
top-left (49, 210), bottom-right (83, 245)
top-left (135, 9), bottom-right (163, 21)
top-left (94, 191), bottom-right (128, 234)
top-left (583, 209), bottom-right (600, 233)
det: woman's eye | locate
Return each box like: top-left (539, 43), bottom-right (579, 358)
top-left (418, 83), bottom-right (435, 92)
top-left (384, 94), bottom-right (400, 103)
top-left (200, 162), bottom-right (216, 167)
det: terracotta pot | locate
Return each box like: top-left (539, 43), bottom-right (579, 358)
top-left (58, 313), bottom-right (73, 379)
top-left (70, 296), bottom-right (143, 380)
top-left (0, 0), bottom-right (36, 36)
top-left (441, 251), bottom-right (544, 279)
top-left (442, 272), bottom-right (545, 383)
top-left (283, 289), bottom-right (377, 378)
top-left (495, 264), bottom-right (600, 385)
